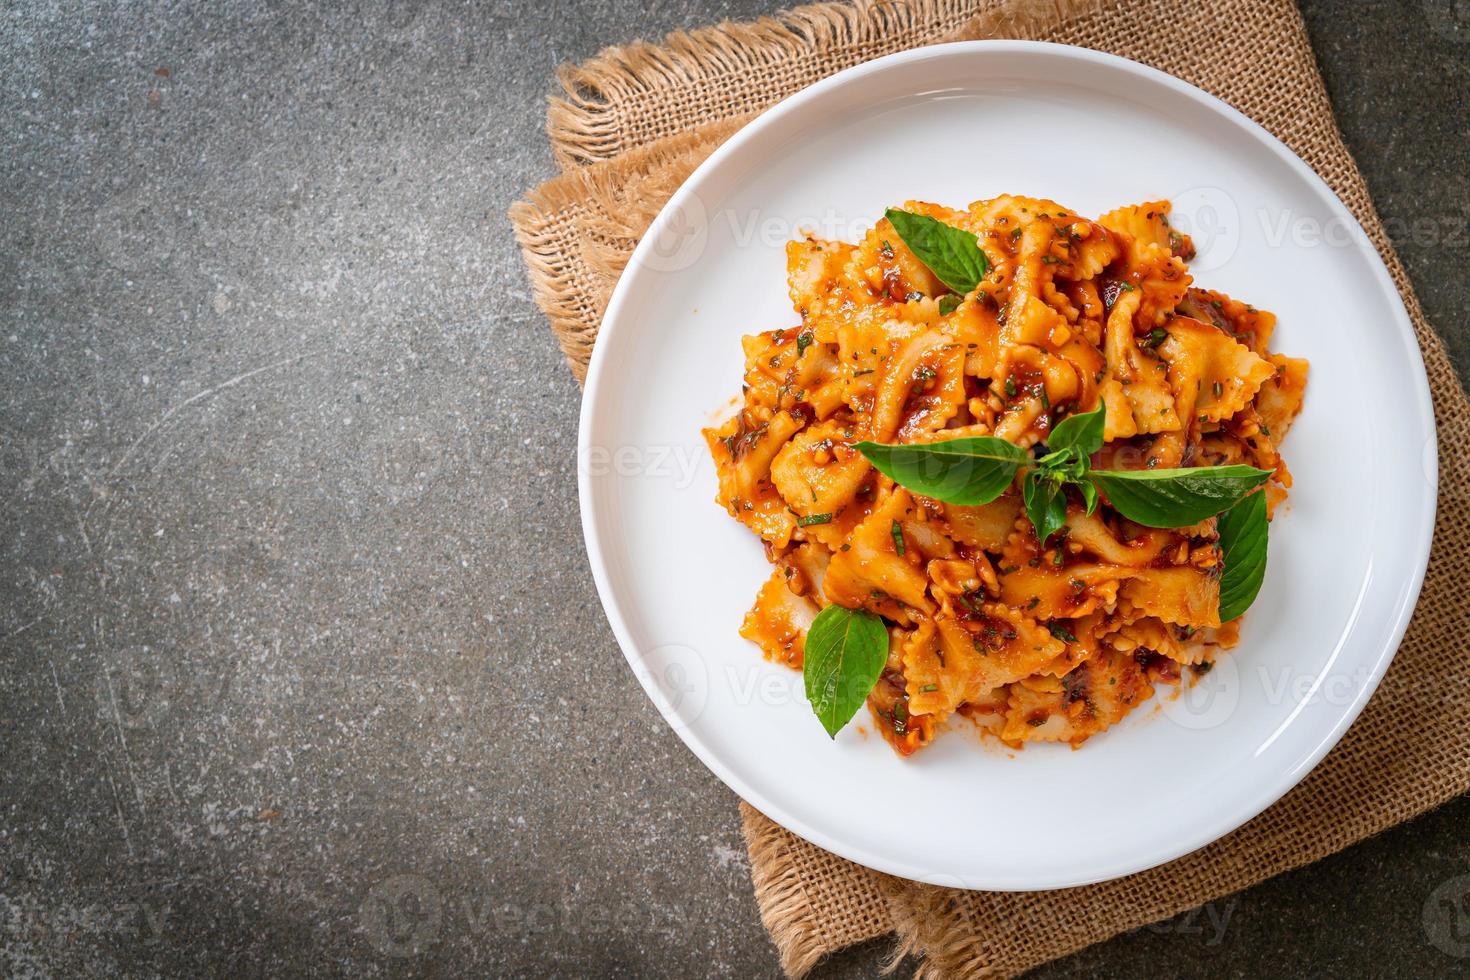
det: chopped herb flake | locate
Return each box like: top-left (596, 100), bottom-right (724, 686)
top-left (1047, 622), bottom-right (1078, 644)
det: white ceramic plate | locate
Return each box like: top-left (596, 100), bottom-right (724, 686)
top-left (578, 42), bottom-right (1437, 890)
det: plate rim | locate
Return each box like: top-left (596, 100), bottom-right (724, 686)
top-left (577, 39), bottom-right (1439, 890)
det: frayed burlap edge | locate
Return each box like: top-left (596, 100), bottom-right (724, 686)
top-left (739, 802), bottom-right (830, 977)
top-left (739, 803), bottom-right (902, 976)
top-left (510, 118), bottom-right (748, 381)
top-left (548, 0), bottom-right (1109, 169)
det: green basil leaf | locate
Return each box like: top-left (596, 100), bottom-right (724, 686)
top-left (1036, 451), bottom-right (1086, 488)
top-left (884, 208), bottom-right (990, 295)
top-left (1047, 404), bottom-right (1105, 458)
top-left (1036, 447), bottom-right (1069, 468)
top-left (1078, 478), bottom-right (1099, 516)
top-left (803, 604), bottom-right (889, 738)
top-left (1140, 327), bottom-right (1168, 349)
top-left (937, 294), bottom-right (961, 316)
top-left (1022, 470), bottom-right (1068, 545)
top-left (1086, 464), bottom-right (1272, 528)
top-left (856, 437), bottom-right (1026, 506)
top-left (1217, 490), bottom-right (1268, 622)
top-left (1047, 621), bottom-right (1078, 644)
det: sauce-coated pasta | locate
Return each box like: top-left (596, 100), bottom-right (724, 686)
top-left (704, 196), bottom-right (1307, 754)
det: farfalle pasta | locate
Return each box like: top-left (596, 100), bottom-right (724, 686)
top-left (704, 196), bottom-right (1307, 755)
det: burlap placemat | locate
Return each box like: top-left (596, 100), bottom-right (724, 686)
top-left (511, 0), bottom-right (1470, 975)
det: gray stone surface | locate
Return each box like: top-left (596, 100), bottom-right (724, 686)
top-left (0, 0), bottom-right (1465, 977)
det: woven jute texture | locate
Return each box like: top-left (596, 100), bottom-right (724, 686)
top-left (511, 0), bottom-right (1470, 975)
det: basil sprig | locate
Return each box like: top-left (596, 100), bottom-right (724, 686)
top-left (1022, 469), bottom-right (1069, 546)
top-left (885, 208), bottom-right (990, 295)
top-left (803, 604), bottom-right (889, 738)
top-left (1217, 490), bottom-right (1269, 622)
top-left (856, 404), bottom-right (1272, 613)
top-left (858, 405), bottom-right (1269, 529)
top-left (1020, 405), bottom-right (1106, 544)
top-left (805, 408), bottom-right (1273, 738)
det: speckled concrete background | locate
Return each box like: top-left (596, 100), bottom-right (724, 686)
top-left (1, 1), bottom-right (1466, 977)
